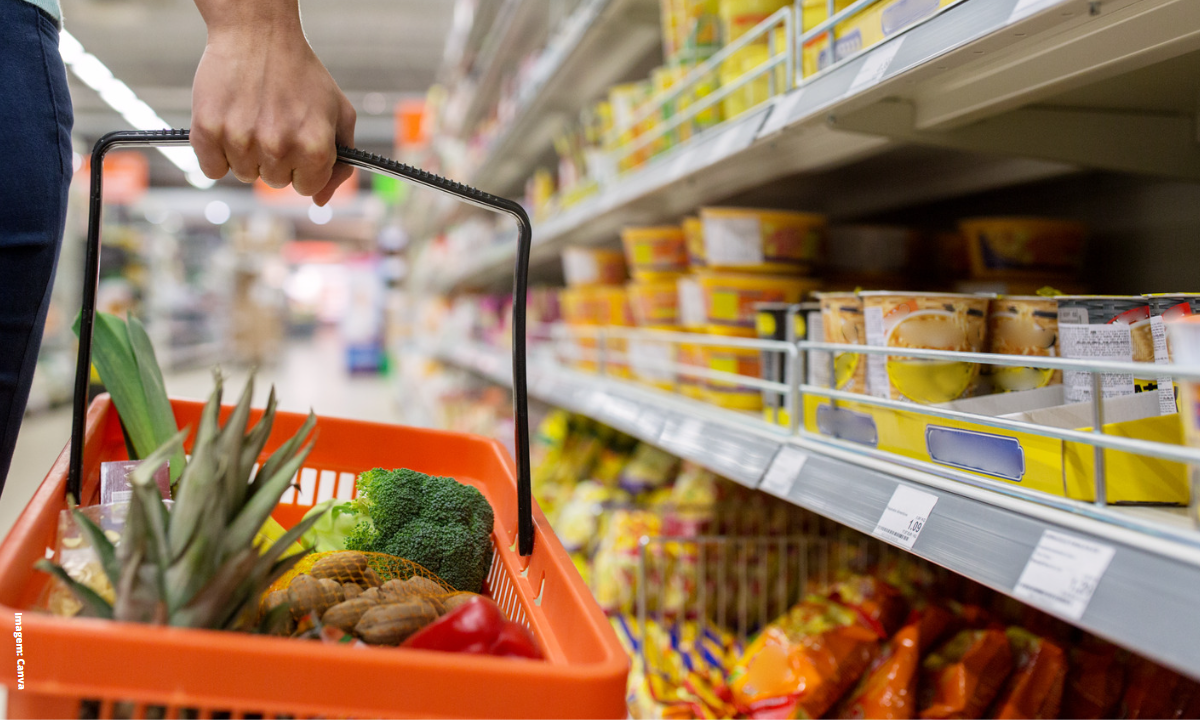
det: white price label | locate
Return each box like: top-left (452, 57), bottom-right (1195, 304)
top-left (1009, 0), bottom-right (1059, 23)
top-left (873, 485), bottom-right (938, 549)
top-left (1151, 315), bottom-right (1177, 415)
top-left (760, 89), bottom-right (806, 137)
top-left (761, 446), bottom-right (809, 498)
top-left (849, 37), bottom-right (904, 94)
top-left (1013, 530), bottom-right (1115, 621)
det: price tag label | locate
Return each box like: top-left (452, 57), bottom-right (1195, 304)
top-left (873, 485), bottom-right (938, 549)
top-left (760, 446), bottom-right (809, 498)
top-left (1013, 530), bottom-right (1115, 621)
top-left (1009, 0), bottom-right (1059, 23)
top-left (849, 37), bottom-right (904, 94)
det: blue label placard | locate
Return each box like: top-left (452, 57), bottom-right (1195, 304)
top-left (926, 426), bottom-right (1025, 481)
top-left (816, 404), bottom-right (879, 447)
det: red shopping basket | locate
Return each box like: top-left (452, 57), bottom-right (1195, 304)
top-left (0, 131), bottom-right (629, 718)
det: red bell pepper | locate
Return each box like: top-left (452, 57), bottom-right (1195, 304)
top-left (402, 596), bottom-right (543, 660)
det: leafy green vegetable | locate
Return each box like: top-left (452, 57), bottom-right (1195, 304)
top-left (343, 468), bottom-right (494, 593)
top-left (297, 498), bottom-right (361, 553)
top-left (75, 312), bottom-right (185, 484)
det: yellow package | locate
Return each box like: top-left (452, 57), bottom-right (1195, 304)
top-left (802, 0), bottom-right (965, 78)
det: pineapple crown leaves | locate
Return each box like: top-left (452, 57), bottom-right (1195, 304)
top-left (37, 372), bottom-right (322, 631)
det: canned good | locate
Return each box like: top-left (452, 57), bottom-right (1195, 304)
top-left (697, 271), bottom-right (820, 332)
top-left (1056, 295), bottom-right (1152, 404)
top-left (860, 292), bottom-right (990, 404)
top-left (621, 226), bottom-right (689, 278)
top-left (985, 296), bottom-right (1061, 393)
top-left (755, 302), bottom-right (819, 425)
top-left (699, 208), bottom-right (826, 274)
top-left (817, 292), bottom-right (867, 394)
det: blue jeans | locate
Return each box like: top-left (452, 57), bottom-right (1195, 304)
top-left (0, 0), bottom-right (73, 493)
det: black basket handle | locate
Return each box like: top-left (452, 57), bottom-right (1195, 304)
top-left (68, 129), bottom-right (536, 556)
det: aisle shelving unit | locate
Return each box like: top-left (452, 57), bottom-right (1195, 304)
top-left (420, 0), bottom-right (1200, 292)
top-left (422, 337), bottom-right (1200, 681)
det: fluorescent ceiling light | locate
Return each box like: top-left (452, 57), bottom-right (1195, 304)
top-left (60, 30), bottom-right (215, 189)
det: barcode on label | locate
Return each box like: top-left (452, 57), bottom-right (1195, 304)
top-left (873, 485), bottom-right (938, 550)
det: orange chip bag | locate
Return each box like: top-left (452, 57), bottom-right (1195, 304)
top-left (1118, 654), bottom-right (1200, 719)
top-left (1061, 637), bottom-right (1127, 719)
top-left (918, 629), bottom-right (1013, 719)
top-left (829, 575), bottom-right (909, 639)
top-left (728, 595), bottom-right (880, 719)
top-left (835, 622), bottom-right (920, 720)
top-left (988, 628), bottom-right (1066, 719)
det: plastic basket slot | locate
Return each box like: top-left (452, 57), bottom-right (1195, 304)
top-left (295, 468), bottom-right (318, 506)
top-left (335, 472), bottom-right (355, 500)
top-left (315, 470), bottom-right (337, 505)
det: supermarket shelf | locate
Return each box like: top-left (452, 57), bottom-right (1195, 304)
top-left (429, 339), bottom-right (1200, 679)
top-left (471, 0), bottom-right (662, 194)
top-left (429, 0), bottom-right (1200, 292)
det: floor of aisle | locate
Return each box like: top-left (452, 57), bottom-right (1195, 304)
top-left (2, 329), bottom-right (401, 542)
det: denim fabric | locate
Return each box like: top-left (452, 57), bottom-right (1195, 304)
top-left (0, 0), bottom-right (73, 493)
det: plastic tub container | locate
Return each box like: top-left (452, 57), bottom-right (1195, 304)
top-left (817, 291), bottom-right (868, 395)
top-left (699, 342), bottom-right (763, 411)
top-left (699, 208), bottom-right (826, 274)
top-left (960, 217), bottom-right (1088, 279)
top-left (677, 275), bottom-right (708, 329)
top-left (1056, 295), bottom-right (1153, 404)
top-left (621, 226), bottom-right (689, 279)
top-left (860, 291), bottom-right (990, 403)
top-left (562, 247), bottom-right (628, 287)
top-left (985, 296), bottom-right (1062, 393)
top-left (697, 271), bottom-right (820, 332)
top-left (628, 279), bottom-right (680, 327)
top-left (1167, 316), bottom-right (1200, 525)
top-left (630, 333), bottom-right (677, 391)
top-left (683, 216), bottom-right (706, 268)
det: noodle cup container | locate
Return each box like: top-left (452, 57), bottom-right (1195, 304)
top-left (1143, 294), bottom-right (1200, 413)
top-left (628, 279), bottom-right (681, 327)
top-left (699, 340), bottom-right (763, 411)
top-left (1056, 295), bottom-right (1154, 405)
top-left (683, 216), bottom-right (706, 269)
top-left (986, 296), bottom-right (1061, 392)
top-left (678, 336), bottom-right (707, 400)
top-left (697, 271), bottom-right (820, 333)
top-left (817, 292), bottom-right (868, 395)
top-left (621, 226), bottom-right (689, 278)
top-left (1167, 315), bottom-right (1200, 524)
top-left (860, 291), bottom-right (990, 404)
top-left (959, 217), bottom-right (1087, 279)
top-left (699, 207), bottom-right (826, 274)
top-left (562, 247), bottom-right (627, 287)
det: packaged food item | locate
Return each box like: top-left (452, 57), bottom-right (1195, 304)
top-left (819, 291), bottom-right (868, 394)
top-left (1169, 314), bottom-right (1200, 525)
top-left (802, 0), bottom-right (964, 77)
top-left (1056, 295), bottom-right (1155, 404)
top-left (728, 595), bottom-right (880, 718)
top-left (756, 302), bottom-right (819, 425)
top-left (622, 226), bottom-right (690, 279)
top-left (1061, 637), bottom-right (1127, 719)
top-left (918, 629), bottom-right (1012, 719)
top-left (827, 225), bottom-right (917, 277)
top-left (678, 336), bottom-right (707, 400)
top-left (630, 336), bottom-right (678, 390)
top-left (684, 216), bottom-right (706, 268)
top-left (860, 292), bottom-right (990, 403)
top-left (1144, 293), bottom-right (1200, 414)
top-left (628, 278), bottom-right (681, 327)
top-left (1117, 654), bottom-right (1200, 719)
top-left (985, 295), bottom-right (1061, 393)
top-left (100, 459), bottom-right (171, 504)
top-left (835, 621), bottom-right (920, 719)
top-left (719, 0), bottom-right (790, 41)
top-left (988, 628), bottom-right (1066, 719)
top-left (719, 28), bottom-right (787, 120)
top-left (561, 246), bottom-right (628, 287)
top-left (700, 208), bottom-right (826, 274)
top-left (700, 342), bottom-right (764, 411)
top-left (960, 217), bottom-right (1087, 279)
top-left (698, 271), bottom-right (820, 332)
top-left (828, 575), bottom-right (908, 639)
top-left (677, 275), bottom-right (708, 329)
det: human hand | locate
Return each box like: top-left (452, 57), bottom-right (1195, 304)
top-left (190, 3), bottom-right (355, 206)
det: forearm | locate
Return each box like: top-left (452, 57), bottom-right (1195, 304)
top-left (193, 0), bottom-right (303, 41)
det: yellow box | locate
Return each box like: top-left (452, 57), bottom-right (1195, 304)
top-left (803, 388), bottom-right (1189, 504)
top-left (801, 0), bottom-right (965, 78)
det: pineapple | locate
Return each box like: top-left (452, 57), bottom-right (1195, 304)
top-left (38, 373), bottom-right (322, 631)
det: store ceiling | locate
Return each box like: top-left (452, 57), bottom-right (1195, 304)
top-left (63, 0), bottom-right (464, 182)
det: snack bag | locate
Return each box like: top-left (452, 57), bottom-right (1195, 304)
top-left (1061, 637), bottom-right (1127, 719)
top-left (918, 629), bottom-right (1013, 719)
top-left (988, 628), bottom-right (1066, 719)
top-left (1118, 654), bottom-right (1200, 719)
top-left (728, 596), bottom-right (880, 718)
top-left (828, 576), bottom-right (908, 639)
top-left (835, 622), bottom-right (920, 719)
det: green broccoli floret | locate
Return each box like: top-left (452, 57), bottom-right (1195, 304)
top-left (343, 468), bottom-right (494, 592)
